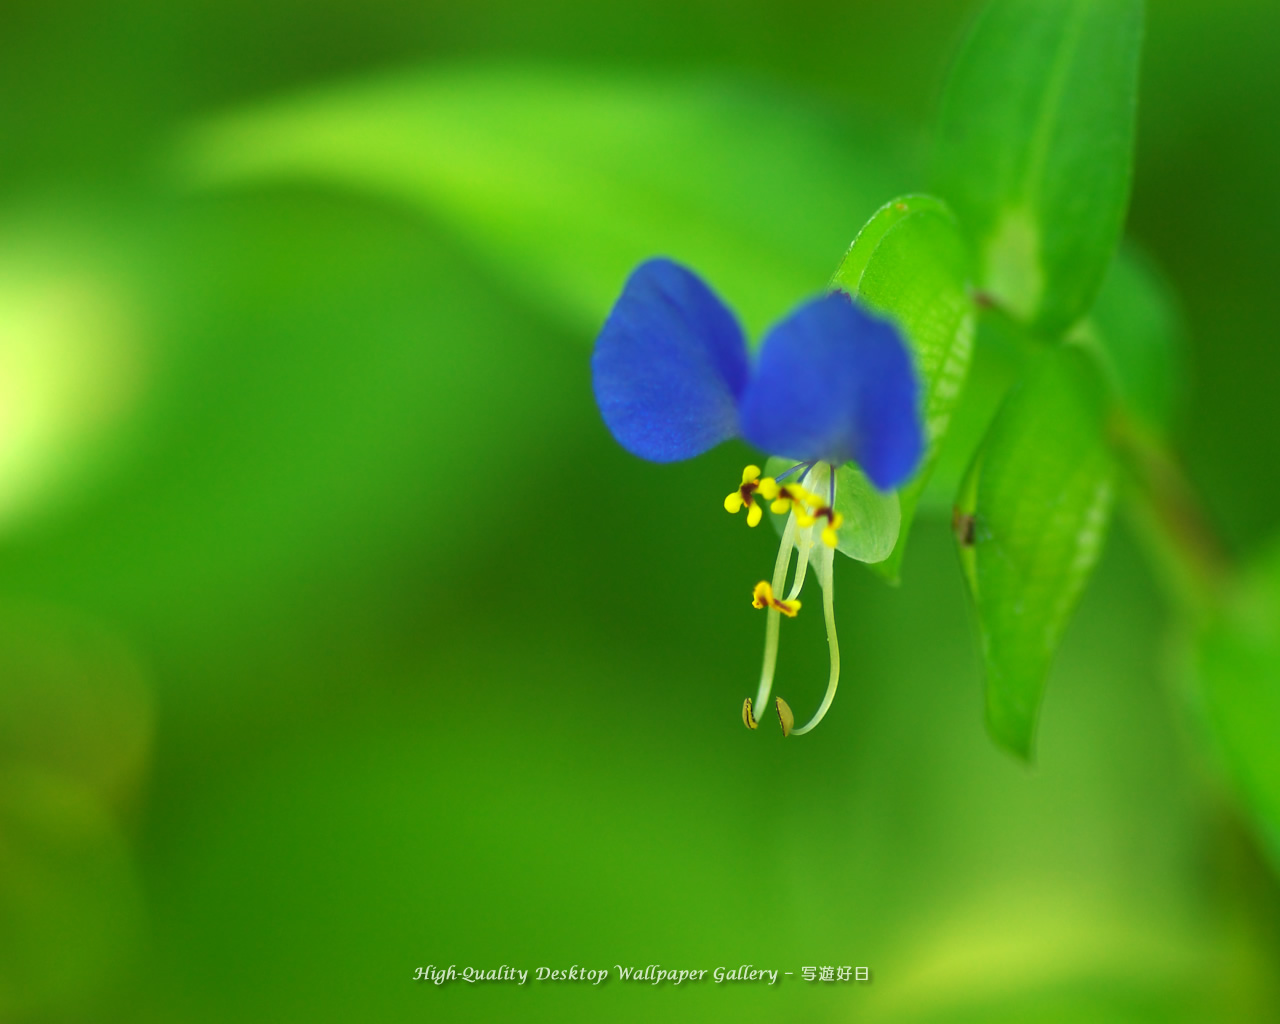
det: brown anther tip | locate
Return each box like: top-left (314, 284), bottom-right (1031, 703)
top-left (742, 697), bottom-right (758, 730)
top-left (775, 697), bottom-right (794, 737)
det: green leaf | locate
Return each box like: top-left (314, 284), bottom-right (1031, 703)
top-left (1076, 244), bottom-right (1185, 434)
top-left (764, 458), bottom-right (900, 565)
top-left (177, 67), bottom-right (904, 337)
top-left (919, 237), bottom-right (1176, 518)
top-left (955, 345), bottom-right (1115, 759)
top-left (917, 308), bottom-right (1035, 516)
top-left (830, 194), bottom-right (975, 581)
top-left (933, 0), bottom-right (1144, 335)
top-left (1189, 542), bottom-right (1280, 872)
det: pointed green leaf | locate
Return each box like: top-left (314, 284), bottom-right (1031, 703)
top-left (1188, 542), bottom-right (1280, 872)
top-left (764, 458), bottom-right (900, 565)
top-left (933, 0), bottom-right (1144, 335)
top-left (177, 67), bottom-right (903, 337)
top-left (955, 346), bottom-right (1115, 759)
top-left (830, 194), bottom-right (975, 581)
top-left (917, 308), bottom-right (1035, 516)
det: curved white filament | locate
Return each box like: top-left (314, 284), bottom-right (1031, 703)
top-left (750, 510), bottom-right (797, 722)
top-left (789, 538), bottom-right (840, 736)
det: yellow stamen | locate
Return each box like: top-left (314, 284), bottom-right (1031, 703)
top-left (751, 580), bottom-right (801, 617)
top-left (771, 483), bottom-right (821, 527)
top-left (752, 464), bottom-right (844, 739)
top-left (726, 466), bottom-right (778, 526)
top-left (821, 512), bottom-right (844, 548)
top-left (742, 697), bottom-right (758, 730)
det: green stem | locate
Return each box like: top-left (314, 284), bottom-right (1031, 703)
top-left (975, 293), bottom-right (1233, 620)
top-left (1109, 412), bottom-right (1231, 620)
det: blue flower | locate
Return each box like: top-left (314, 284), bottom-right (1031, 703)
top-left (592, 258), bottom-right (924, 736)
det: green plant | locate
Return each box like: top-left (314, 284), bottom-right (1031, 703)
top-left (180, 0), bottom-right (1280, 877)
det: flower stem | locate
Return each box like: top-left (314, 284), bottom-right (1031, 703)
top-left (1109, 412), bottom-right (1231, 622)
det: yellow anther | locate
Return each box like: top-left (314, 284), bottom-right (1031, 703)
top-left (821, 511), bottom-right (844, 549)
top-left (775, 697), bottom-right (795, 737)
top-left (751, 580), bottom-right (801, 617)
top-left (771, 483), bottom-right (820, 527)
top-left (742, 697), bottom-right (758, 730)
top-left (726, 466), bottom-right (778, 526)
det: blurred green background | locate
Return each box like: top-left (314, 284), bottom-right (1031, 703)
top-left (1, 0), bottom-right (1278, 1020)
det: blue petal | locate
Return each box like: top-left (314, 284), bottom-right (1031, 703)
top-left (592, 259), bottom-right (749, 462)
top-left (737, 292), bottom-right (923, 490)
